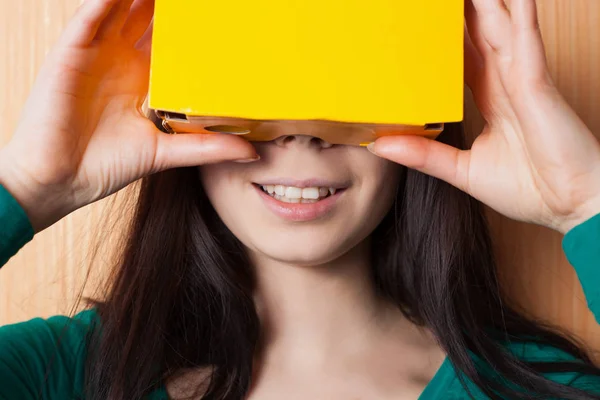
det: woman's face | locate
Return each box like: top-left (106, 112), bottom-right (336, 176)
top-left (199, 136), bottom-right (401, 266)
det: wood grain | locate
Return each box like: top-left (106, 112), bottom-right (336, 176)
top-left (1, 0), bottom-right (599, 359)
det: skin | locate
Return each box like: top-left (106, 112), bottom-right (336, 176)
top-left (0, 0), bottom-right (598, 398)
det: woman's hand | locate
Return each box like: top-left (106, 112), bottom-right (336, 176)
top-left (0, 0), bottom-right (259, 233)
top-left (369, 0), bottom-right (600, 234)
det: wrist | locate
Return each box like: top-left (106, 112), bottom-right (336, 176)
top-left (0, 148), bottom-right (71, 233)
top-left (554, 196), bottom-right (600, 235)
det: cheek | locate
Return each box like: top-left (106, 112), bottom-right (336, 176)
top-left (198, 164), bottom-right (245, 224)
top-left (198, 164), bottom-right (223, 197)
top-left (355, 158), bottom-right (402, 235)
top-left (198, 163), bottom-right (264, 245)
top-left (198, 163), bottom-right (243, 199)
top-left (355, 153), bottom-right (402, 214)
top-left (376, 161), bottom-right (401, 207)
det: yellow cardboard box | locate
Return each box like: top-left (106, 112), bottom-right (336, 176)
top-left (146, 0), bottom-right (464, 145)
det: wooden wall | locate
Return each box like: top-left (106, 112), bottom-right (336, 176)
top-left (1, 0), bottom-right (599, 357)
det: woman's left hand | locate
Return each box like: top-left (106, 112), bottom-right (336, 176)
top-left (369, 0), bottom-right (600, 234)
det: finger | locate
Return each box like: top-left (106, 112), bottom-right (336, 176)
top-left (464, 0), bottom-right (515, 125)
top-left (95, 0), bottom-right (135, 39)
top-left (510, 0), bottom-right (552, 88)
top-left (134, 20), bottom-right (153, 62)
top-left (59, 0), bottom-right (121, 47)
top-left (121, 0), bottom-right (155, 44)
top-left (465, 0), bottom-right (492, 56)
top-left (464, 24), bottom-right (483, 91)
top-left (368, 136), bottom-right (471, 194)
top-left (511, 0), bottom-right (539, 30)
top-left (152, 133), bottom-right (260, 172)
top-left (467, 0), bottom-right (512, 58)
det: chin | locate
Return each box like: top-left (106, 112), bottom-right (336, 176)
top-left (246, 227), bottom-right (359, 267)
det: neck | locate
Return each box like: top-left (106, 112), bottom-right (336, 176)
top-left (166, 238), bottom-right (445, 399)
top-left (250, 238), bottom-right (404, 367)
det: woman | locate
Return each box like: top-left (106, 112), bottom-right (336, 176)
top-left (0, 0), bottom-right (599, 399)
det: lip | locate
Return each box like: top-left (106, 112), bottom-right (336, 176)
top-left (253, 184), bottom-right (346, 222)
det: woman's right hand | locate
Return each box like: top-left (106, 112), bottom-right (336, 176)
top-left (0, 0), bottom-right (259, 233)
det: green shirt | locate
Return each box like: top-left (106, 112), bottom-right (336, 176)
top-left (1, 183), bottom-right (599, 399)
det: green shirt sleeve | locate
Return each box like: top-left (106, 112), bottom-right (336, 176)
top-left (0, 184), bottom-right (89, 399)
top-left (563, 212), bottom-right (600, 324)
top-left (0, 311), bottom-right (96, 400)
top-left (0, 184), bottom-right (34, 267)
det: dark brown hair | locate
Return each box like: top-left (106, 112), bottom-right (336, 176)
top-left (85, 122), bottom-right (600, 399)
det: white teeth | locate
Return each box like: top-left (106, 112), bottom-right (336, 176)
top-left (260, 184), bottom-right (341, 202)
top-left (274, 194), bottom-right (315, 203)
top-left (275, 185), bottom-right (285, 196)
top-left (302, 187), bottom-right (320, 199)
top-left (285, 186), bottom-right (303, 199)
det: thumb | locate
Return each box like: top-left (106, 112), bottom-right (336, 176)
top-left (152, 132), bottom-right (260, 172)
top-left (368, 136), bottom-right (471, 194)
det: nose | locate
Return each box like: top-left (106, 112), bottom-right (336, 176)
top-left (274, 135), bottom-right (333, 149)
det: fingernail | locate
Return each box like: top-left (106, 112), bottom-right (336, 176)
top-left (234, 155), bottom-right (261, 163)
top-left (366, 142), bottom-right (377, 155)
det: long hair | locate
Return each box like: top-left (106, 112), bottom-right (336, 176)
top-left (84, 122), bottom-right (600, 399)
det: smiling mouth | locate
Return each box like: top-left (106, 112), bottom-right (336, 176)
top-left (254, 183), bottom-right (344, 204)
